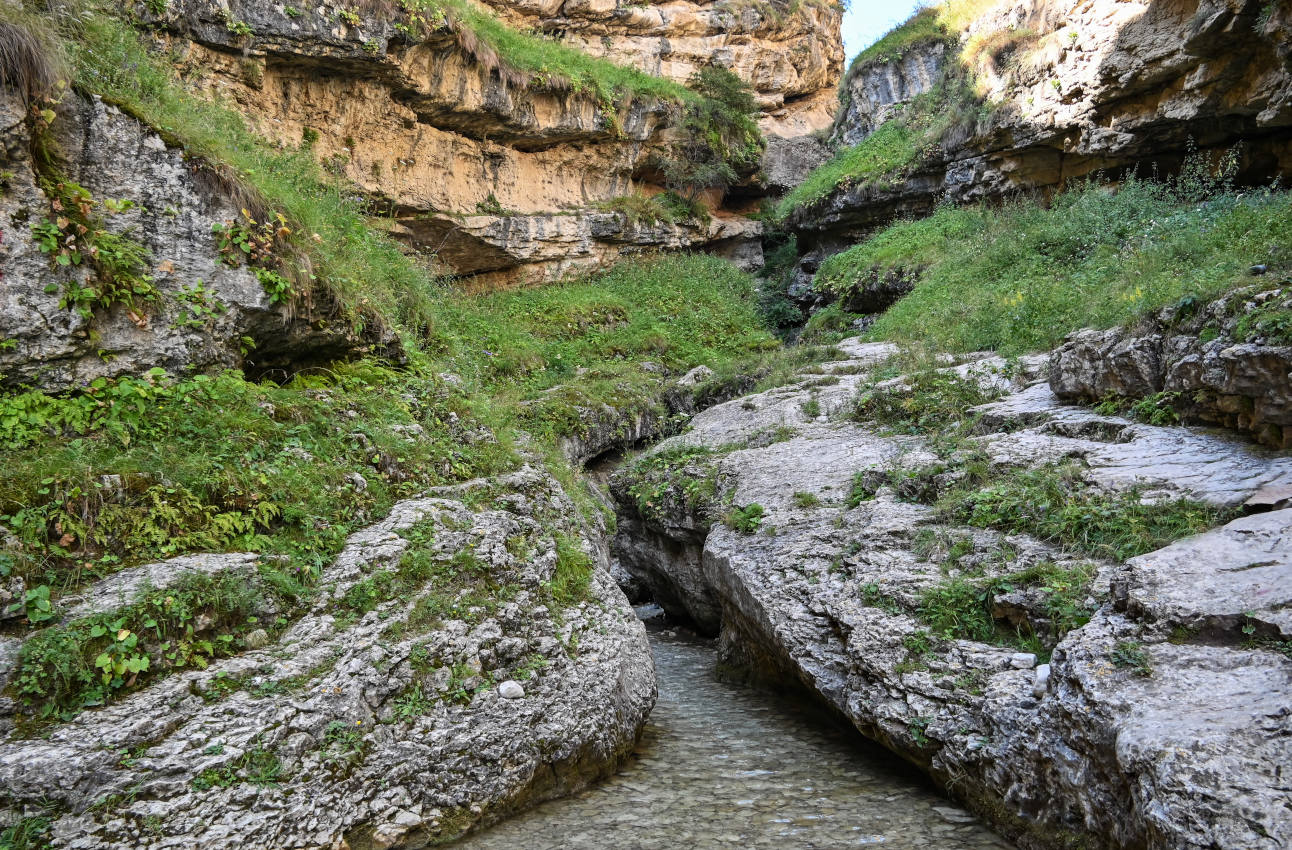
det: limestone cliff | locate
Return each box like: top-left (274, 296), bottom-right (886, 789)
top-left (0, 89), bottom-right (396, 390)
top-left (788, 0), bottom-right (1292, 246)
top-left (144, 0), bottom-right (841, 286)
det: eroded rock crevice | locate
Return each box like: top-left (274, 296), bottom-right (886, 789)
top-left (609, 337), bottom-right (1292, 850)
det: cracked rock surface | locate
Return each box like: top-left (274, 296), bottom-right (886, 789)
top-left (0, 467), bottom-right (654, 849)
top-left (612, 337), bottom-right (1292, 850)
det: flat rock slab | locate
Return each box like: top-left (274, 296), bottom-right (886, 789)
top-left (1116, 509), bottom-right (1292, 635)
top-left (61, 553), bottom-right (261, 622)
top-left (976, 382), bottom-right (1292, 506)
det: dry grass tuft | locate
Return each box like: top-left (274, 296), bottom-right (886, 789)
top-left (0, 15), bottom-right (67, 103)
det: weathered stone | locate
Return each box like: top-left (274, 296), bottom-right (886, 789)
top-left (0, 467), bottom-right (655, 848)
top-left (834, 39), bottom-right (947, 147)
top-left (498, 680), bottom-right (525, 699)
top-left (0, 91), bottom-right (396, 391)
top-left (59, 553), bottom-right (261, 622)
top-left (612, 335), bottom-right (1292, 850)
top-left (1049, 287), bottom-right (1292, 447)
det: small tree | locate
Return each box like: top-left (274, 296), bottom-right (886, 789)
top-left (654, 66), bottom-right (764, 206)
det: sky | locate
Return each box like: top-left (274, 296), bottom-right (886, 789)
top-left (841, 1), bottom-right (926, 62)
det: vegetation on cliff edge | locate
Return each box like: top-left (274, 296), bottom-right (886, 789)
top-left (0, 3), bottom-right (778, 723)
top-left (816, 164), bottom-right (1292, 354)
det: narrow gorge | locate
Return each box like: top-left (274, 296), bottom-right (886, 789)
top-left (0, 0), bottom-right (1290, 848)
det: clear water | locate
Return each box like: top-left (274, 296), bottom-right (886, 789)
top-left (453, 627), bottom-right (1014, 849)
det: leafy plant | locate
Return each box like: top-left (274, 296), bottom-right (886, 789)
top-left (5, 584), bottom-right (56, 624)
top-left (192, 744), bottom-right (283, 789)
top-left (29, 180), bottom-right (158, 318)
top-left (321, 720), bottom-right (368, 771)
top-left (651, 66), bottom-right (763, 206)
top-left (1110, 640), bottom-right (1153, 676)
top-left (724, 502), bottom-right (765, 534)
top-left (853, 367), bottom-right (1003, 434)
top-left (392, 682), bottom-right (432, 720)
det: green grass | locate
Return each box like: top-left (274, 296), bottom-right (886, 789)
top-left (916, 560), bottom-right (1097, 656)
top-left (853, 366), bottom-right (1004, 434)
top-left (1110, 640), bottom-right (1153, 676)
top-left (424, 254), bottom-right (777, 439)
top-left (433, 0), bottom-right (692, 107)
top-left (774, 122), bottom-right (918, 220)
top-left (939, 462), bottom-right (1232, 563)
top-left (846, 0), bottom-right (1009, 74)
top-left (548, 534), bottom-right (594, 607)
top-left (776, 70), bottom-right (985, 222)
top-left (848, 7), bottom-right (949, 71)
top-left (825, 177), bottom-right (1292, 355)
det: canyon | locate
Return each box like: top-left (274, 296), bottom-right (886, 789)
top-left (2, 0), bottom-right (1291, 847)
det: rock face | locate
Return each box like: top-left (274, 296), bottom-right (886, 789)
top-left (611, 336), bottom-right (1292, 849)
top-left (0, 467), bottom-right (655, 848)
top-left (791, 0), bottom-right (1292, 241)
top-left (834, 39), bottom-right (947, 147)
top-left (478, 0), bottom-right (844, 137)
top-left (142, 0), bottom-right (842, 285)
top-left (0, 91), bottom-right (394, 391)
top-left (1050, 285), bottom-right (1292, 448)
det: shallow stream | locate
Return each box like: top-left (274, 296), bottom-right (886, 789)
top-left (453, 626), bottom-right (1014, 849)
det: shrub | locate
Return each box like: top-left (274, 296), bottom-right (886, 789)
top-left (724, 503), bottom-right (765, 534)
top-left (653, 67), bottom-right (763, 204)
top-left (853, 367), bottom-right (1003, 433)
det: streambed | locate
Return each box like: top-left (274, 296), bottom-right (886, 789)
top-left (453, 625), bottom-right (1013, 849)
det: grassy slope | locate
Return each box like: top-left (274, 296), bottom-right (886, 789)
top-left (814, 174), bottom-right (1292, 354)
top-left (775, 68), bottom-right (983, 221)
top-left (847, 7), bottom-right (948, 71)
top-left (0, 4), bottom-right (773, 720)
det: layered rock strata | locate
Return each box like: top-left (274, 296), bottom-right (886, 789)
top-left (612, 336), bottom-right (1292, 849)
top-left (791, 0), bottom-right (1292, 242)
top-left (145, 0), bottom-right (844, 284)
top-left (0, 467), bottom-right (655, 848)
top-left (479, 0), bottom-right (844, 137)
top-left (1050, 284), bottom-right (1292, 448)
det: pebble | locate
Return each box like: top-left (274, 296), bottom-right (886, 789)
top-left (1009, 652), bottom-right (1036, 670)
top-left (498, 680), bottom-right (525, 700)
top-left (933, 806), bottom-right (978, 824)
top-left (1032, 663), bottom-right (1051, 698)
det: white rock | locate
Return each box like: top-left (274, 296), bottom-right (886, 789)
top-left (1009, 652), bottom-right (1037, 669)
top-left (678, 365), bottom-right (714, 387)
top-left (1032, 663), bottom-right (1051, 699)
top-left (498, 680), bottom-right (526, 700)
